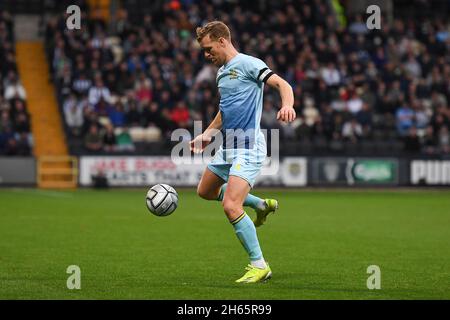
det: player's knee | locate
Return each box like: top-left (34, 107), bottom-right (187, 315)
top-left (197, 186), bottom-right (208, 199)
top-left (222, 199), bottom-right (242, 218)
top-left (197, 186), bottom-right (214, 200)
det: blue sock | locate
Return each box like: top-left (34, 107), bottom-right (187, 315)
top-left (217, 184), bottom-right (265, 210)
top-left (230, 212), bottom-right (263, 262)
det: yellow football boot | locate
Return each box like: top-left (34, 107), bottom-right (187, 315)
top-left (235, 264), bottom-right (272, 283)
top-left (253, 199), bottom-right (278, 227)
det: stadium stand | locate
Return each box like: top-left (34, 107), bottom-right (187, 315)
top-left (0, 10), bottom-right (33, 156)
top-left (44, 0), bottom-right (450, 157)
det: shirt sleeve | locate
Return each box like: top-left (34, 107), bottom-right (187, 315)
top-left (244, 57), bottom-right (274, 83)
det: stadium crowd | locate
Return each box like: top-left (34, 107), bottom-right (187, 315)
top-left (45, 0), bottom-right (450, 155)
top-left (0, 10), bottom-right (33, 156)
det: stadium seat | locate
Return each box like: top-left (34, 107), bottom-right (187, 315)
top-left (144, 127), bottom-right (162, 142)
top-left (129, 127), bottom-right (145, 142)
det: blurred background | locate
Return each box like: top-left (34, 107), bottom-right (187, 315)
top-left (0, 0), bottom-right (449, 189)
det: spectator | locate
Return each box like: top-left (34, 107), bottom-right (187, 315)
top-left (108, 101), bottom-right (126, 127)
top-left (115, 62), bottom-right (135, 94)
top-left (116, 126), bottom-right (135, 151)
top-left (11, 99), bottom-right (29, 119)
top-left (412, 100), bottom-right (429, 130)
top-left (303, 98), bottom-right (320, 126)
top-left (195, 65), bottom-right (217, 85)
top-left (0, 125), bottom-right (14, 150)
top-left (94, 97), bottom-right (113, 117)
top-left (356, 102), bottom-right (373, 129)
top-left (4, 137), bottom-right (18, 155)
top-left (125, 101), bottom-right (141, 126)
top-left (261, 101), bottom-right (279, 130)
top-left (4, 72), bottom-right (26, 101)
top-left (431, 112), bottom-right (449, 133)
top-left (332, 113), bottom-right (345, 137)
top-left (14, 112), bottom-right (30, 133)
top-left (63, 94), bottom-right (78, 115)
top-left (438, 126), bottom-right (450, 153)
top-left (430, 91), bottom-right (447, 110)
top-left (88, 78), bottom-right (112, 106)
top-left (16, 132), bottom-right (31, 156)
top-left (396, 104), bottom-right (415, 136)
top-left (64, 102), bottom-right (84, 136)
top-left (84, 124), bottom-right (103, 151)
top-left (320, 62), bottom-right (341, 87)
top-left (185, 90), bottom-right (202, 121)
top-left (280, 122), bottom-right (297, 140)
top-left (296, 116), bottom-right (313, 141)
top-left (346, 90), bottom-right (364, 114)
top-left (103, 124), bottom-right (117, 152)
top-left (72, 73), bottom-right (92, 97)
top-left (348, 14), bottom-right (368, 35)
top-left (404, 53), bottom-right (422, 78)
top-left (386, 81), bottom-right (404, 111)
top-left (135, 77), bottom-right (153, 103)
top-left (342, 118), bottom-right (363, 143)
top-left (404, 127), bottom-right (421, 153)
top-left (143, 101), bottom-right (175, 136)
top-left (421, 125), bottom-right (437, 154)
top-left (157, 90), bottom-right (174, 110)
top-left (170, 101), bottom-right (191, 129)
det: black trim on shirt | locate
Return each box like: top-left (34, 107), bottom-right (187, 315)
top-left (257, 67), bottom-right (269, 80)
top-left (262, 71), bottom-right (275, 83)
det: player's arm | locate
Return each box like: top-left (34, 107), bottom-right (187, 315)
top-left (204, 111), bottom-right (222, 138)
top-left (266, 74), bottom-right (296, 123)
top-left (190, 112), bottom-right (222, 153)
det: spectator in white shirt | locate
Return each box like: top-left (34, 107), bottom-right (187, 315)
top-left (320, 62), bottom-right (341, 87)
top-left (194, 64), bottom-right (217, 85)
top-left (346, 91), bottom-right (364, 114)
top-left (342, 118), bottom-right (363, 142)
top-left (64, 95), bottom-right (84, 136)
top-left (348, 14), bottom-right (368, 35)
top-left (4, 72), bottom-right (26, 101)
top-left (88, 78), bottom-right (112, 106)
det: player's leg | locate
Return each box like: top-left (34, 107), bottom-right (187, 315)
top-left (216, 183), bottom-right (265, 209)
top-left (216, 183), bottom-right (278, 226)
top-left (222, 175), bottom-right (271, 283)
top-left (197, 167), bottom-right (226, 200)
top-left (201, 148), bottom-right (271, 215)
top-left (205, 158), bottom-right (267, 214)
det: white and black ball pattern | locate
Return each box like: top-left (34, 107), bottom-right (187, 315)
top-left (146, 184), bottom-right (178, 216)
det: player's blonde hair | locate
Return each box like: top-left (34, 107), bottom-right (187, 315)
top-left (196, 21), bottom-right (231, 43)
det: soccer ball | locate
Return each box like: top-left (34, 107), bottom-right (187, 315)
top-left (146, 184), bottom-right (178, 216)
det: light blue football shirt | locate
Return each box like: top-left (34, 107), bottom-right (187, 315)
top-left (216, 53), bottom-right (274, 151)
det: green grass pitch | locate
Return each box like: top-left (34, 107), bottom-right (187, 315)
top-left (0, 188), bottom-right (449, 299)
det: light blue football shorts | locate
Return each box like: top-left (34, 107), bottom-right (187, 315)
top-left (207, 146), bottom-right (266, 188)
